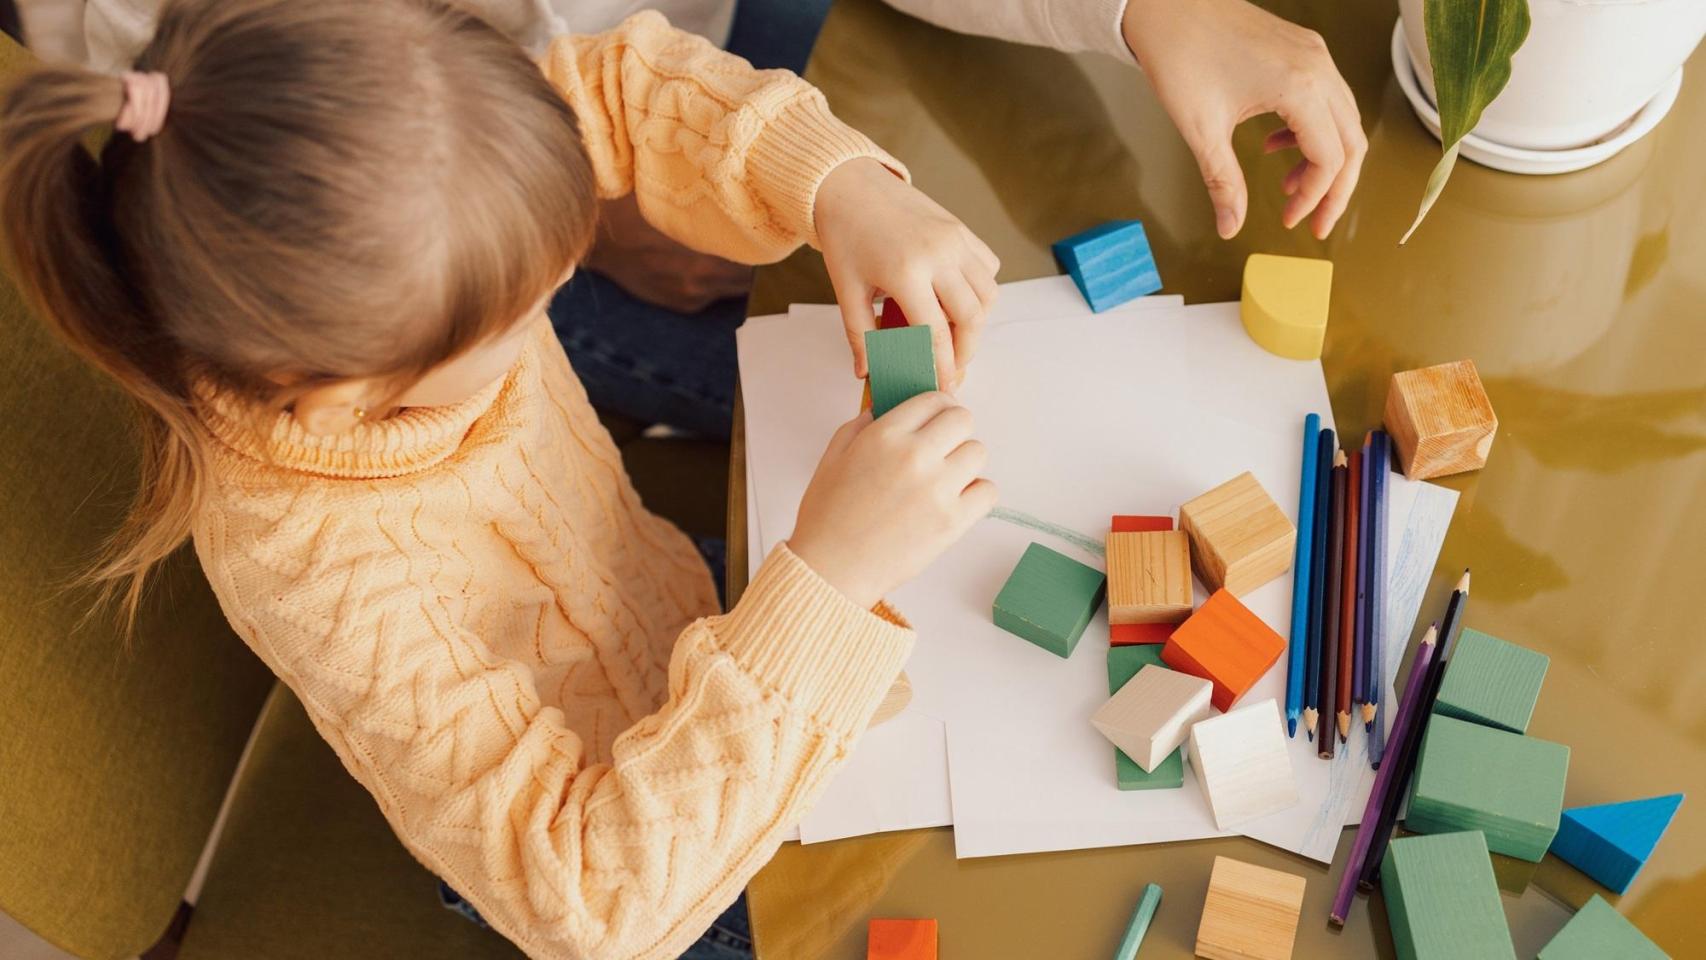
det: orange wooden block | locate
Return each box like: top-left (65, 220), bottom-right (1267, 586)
top-left (1111, 622), bottom-right (1177, 645)
top-left (868, 918), bottom-right (937, 960)
top-left (1112, 514), bottom-right (1173, 533)
top-left (1161, 589), bottom-right (1286, 712)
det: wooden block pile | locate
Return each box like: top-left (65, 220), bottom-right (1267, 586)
top-left (1106, 646), bottom-right (1186, 790)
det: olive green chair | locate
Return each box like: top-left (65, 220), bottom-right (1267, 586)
top-left (0, 33), bottom-right (727, 960)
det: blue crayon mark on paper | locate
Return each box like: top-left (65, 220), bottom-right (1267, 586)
top-left (990, 507), bottom-right (1104, 557)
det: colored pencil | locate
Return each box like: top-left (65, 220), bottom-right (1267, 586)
top-left (1303, 427), bottom-right (1335, 741)
top-left (1337, 449), bottom-right (1360, 744)
top-left (1286, 414), bottom-right (1321, 738)
top-left (1330, 624), bottom-right (1438, 926)
top-left (1353, 433), bottom-right (1373, 715)
top-left (1318, 448), bottom-right (1346, 760)
top-left (1366, 432), bottom-right (1390, 739)
top-left (1357, 570), bottom-right (1471, 890)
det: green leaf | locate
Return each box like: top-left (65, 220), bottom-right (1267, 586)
top-left (1402, 0), bottom-right (1531, 244)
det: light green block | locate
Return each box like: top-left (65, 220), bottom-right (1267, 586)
top-left (1108, 647), bottom-right (1184, 790)
top-left (992, 543), bottom-right (1105, 658)
top-left (1435, 628), bottom-right (1550, 733)
top-left (1537, 895), bottom-right (1668, 960)
top-left (865, 326), bottom-right (937, 418)
top-left (1381, 831), bottom-right (1516, 960)
top-left (1407, 714), bottom-right (1569, 861)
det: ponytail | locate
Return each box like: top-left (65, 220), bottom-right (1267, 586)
top-left (0, 65), bottom-right (208, 633)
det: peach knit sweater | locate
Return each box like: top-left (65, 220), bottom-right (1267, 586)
top-left (190, 15), bottom-right (913, 960)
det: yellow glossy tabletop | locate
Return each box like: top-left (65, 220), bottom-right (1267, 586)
top-left (732, 0), bottom-right (1706, 956)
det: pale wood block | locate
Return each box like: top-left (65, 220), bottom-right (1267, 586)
top-left (1090, 665), bottom-right (1212, 773)
top-left (1107, 530), bottom-right (1193, 625)
top-left (1384, 359), bottom-right (1497, 480)
top-left (1195, 856), bottom-right (1307, 960)
top-left (1178, 472), bottom-right (1296, 597)
top-left (1189, 699), bottom-right (1299, 830)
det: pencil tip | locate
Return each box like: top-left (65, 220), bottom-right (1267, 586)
top-left (1457, 569), bottom-right (1471, 593)
top-left (1422, 622), bottom-right (1439, 643)
top-left (1287, 719), bottom-right (1297, 737)
top-left (1334, 448), bottom-right (1348, 467)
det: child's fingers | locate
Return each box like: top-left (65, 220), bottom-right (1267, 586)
top-left (828, 266), bottom-right (879, 379)
top-left (914, 402), bottom-right (975, 457)
top-left (933, 272), bottom-right (985, 371)
top-left (957, 477), bottom-right (1000, 521)
top-left (967, 261), bottom-right (999, 313)
top-left (893, 286), bottom-right (957, 390)
top-left (1275, 92), bottom-right (1344, 230)
top-left (824, 411), bottom-right (873, 458)
top-left (965, 230), bottom-right (1001, 276)
top-left (943, 438), bottom-right (988, 491)
top-left (1264, 127), bottom-right (1299, 154)
top-left (876, 389), bottom-right (956, 433)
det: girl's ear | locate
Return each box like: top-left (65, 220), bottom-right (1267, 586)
top-left (293, 379), bottom-right (378, 436)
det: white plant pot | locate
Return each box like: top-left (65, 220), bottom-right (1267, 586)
top-left (1399, 0), bottom-right (1706, 151)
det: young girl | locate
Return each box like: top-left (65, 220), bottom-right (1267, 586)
top-left (0, 1), bottom-right (998, 957)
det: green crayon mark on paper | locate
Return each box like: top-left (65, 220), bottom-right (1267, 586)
top-left (990, 506), bottom-right (1103, 557)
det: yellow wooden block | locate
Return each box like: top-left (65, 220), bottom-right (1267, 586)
top-left (1178, 472), bottom-right (1295, 597)
top-left (1385, 359), bottom-right (1498, 480)
top-left (1240, 254), bottom-right (1333, 360)
top-left (1196, 856), bottom-right (1306, 960)
top-left (1106, 530), bottom-right (1193, 625)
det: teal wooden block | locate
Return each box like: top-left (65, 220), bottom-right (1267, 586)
top-left (1113, 883), bottom-right (1163, 960)
top-left (1406, 714), bottom-right (1569, 861)
top-left (1380, 831), bottom-right (1516, 960)
top-left (992, 543), bottom-right (1106, 658)
top-left (864, 326), bottom-right (937, 419)
top-left (1537, 895), bottom-right (1668, 960)
top-left (1051, 220), bottom-right (1161, 312)
top-left (1108, 646), bottom-right (1185, 791)
top-left (1434, 628), bottom-right (1549, 733)
top-left (1550, 793), bottom-right (1683, 894)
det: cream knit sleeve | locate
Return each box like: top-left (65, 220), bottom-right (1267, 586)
top-left (541, 11), bottom-right (907, 261)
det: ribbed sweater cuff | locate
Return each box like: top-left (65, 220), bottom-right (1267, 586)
top-left (717, 543), bottom-right (915, 733)
top-left (747, 93), bottom-right (910, 248)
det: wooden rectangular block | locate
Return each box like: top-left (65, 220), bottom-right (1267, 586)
top-left (1434, 628), bottom-right (1549, 734)
top-left (1189, 698), bottom-right (1299, 829)
top-left (1239, 253), bottom-right (1333, 361)
top-left (1109, 622), bottom-right (1176, 645)
top-left (1550, 793), bottom-right (1683, 894)
top-left (1380, 831), bottom-right (1516, 960)
top-left (1195, 856), bottom-right (1306, 960)
top-left (865, 326), bottom-right (937, 419)
top-left (868, 917), bottom-right (937, 960)
top-left (1112, 514), bottom-right (1173, 533)
top-left (1178, 472), bottom-right (1295, 596)
top-left (1107, 646), bottom-right (1185, 790)
top-left (992, 543), bottom-right (1106, 657)
top-left (1537, 895), bottom-right (1668, 960)
top-left (1384, 359), bottom-right (1497, 480)
top-left (1106, 530), bottom-right (1193, 625)
top-left (1161, 589), bottom-right (1284, 712)
top-left (1051, 220), bottom-right (1161, 312)
top-left (1406, 714), bottom-right (1570, 862)
top-left (1091, 664), bottom-right (1211, 773)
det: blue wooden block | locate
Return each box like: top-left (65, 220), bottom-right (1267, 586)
top-left (1052, 220), bottom-right (1161, 312)
top-left (1550, 794), bottom-right (1683, 894)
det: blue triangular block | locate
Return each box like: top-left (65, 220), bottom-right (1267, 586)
top-left (1052, 220), bottom-right (1162, 312)
top-left (1551, 794), bottom-right (1683, 893)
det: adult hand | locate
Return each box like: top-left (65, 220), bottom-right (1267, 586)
top-left (1120, 0), bottom-right (1366, 240)
top-left (584, 193), bottom-right (754, 313)
top-left (814, 158), bottom-right (1000, 389)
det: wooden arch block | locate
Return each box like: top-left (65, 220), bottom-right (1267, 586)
top-left (1550, 793), bottom-right (1683, 894)
top-left (1106, 529), bottom-right (1192, 625)
top-left (1194, 856), bottom-right (1306, 960)
top-left (1239, 253), bottom-right (1333, 360)
top-left (1161, 589), bottom-right (1285, 712)
top-left (1178, 472), bottom-right (1295, 596)
top-left (1381, 831), bottom-right (1516, 960)
top-left (1189, 699), bottom-right (1299, 829)
top-left (1091, 664), bottom-right (1211, 773)
top-left (1384, 359), bottom-right (1497, 480)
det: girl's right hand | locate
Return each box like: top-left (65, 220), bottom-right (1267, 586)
top-left (787, 393), bottom-right (997, 609)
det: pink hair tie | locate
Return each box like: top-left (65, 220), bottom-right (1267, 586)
top-left (115, 71), bottom-right (171, 143)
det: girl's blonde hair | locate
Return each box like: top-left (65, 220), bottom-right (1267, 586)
top-left (0, 0), bottom-right (599, 628)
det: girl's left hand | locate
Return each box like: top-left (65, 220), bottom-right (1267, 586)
top-left (814, 158), bottom-right (1000, 388)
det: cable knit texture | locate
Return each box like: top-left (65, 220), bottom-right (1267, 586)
top-left (190, 15), bottom-right (913, 960)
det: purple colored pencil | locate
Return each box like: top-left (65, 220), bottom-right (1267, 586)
top-left (1329, 623), bottom-right (1438, 926)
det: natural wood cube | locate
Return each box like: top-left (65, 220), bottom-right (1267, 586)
top-left (1178, 472), bottom-right (1295, 597)
top-left (1384, 359), bottom-right (1497, 480)
top-left (1090, 664), bottom-right (1212, 773)
top-left (1195, 856), bottom-right (1307, 960)
top-left (1106, 530), bottom-right (1193, 625)
top-left (1162, 589), bottom-right (1285, 712)
top-left (1189, 699), bottom-right (1299, 830)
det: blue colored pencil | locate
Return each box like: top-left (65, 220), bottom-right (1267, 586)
top-left (1353, 432), bottom-right (1373, 712)
top-left (1303, 426), bottom-right (1335, 741)
top-left (1285, 414), bottom-right (1321, 737)
top-left (1367, 432), bottom-right (1392, 763)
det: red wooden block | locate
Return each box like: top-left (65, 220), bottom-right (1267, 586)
top-left (880, 298), bottom-right (910, 329)
top-left (868, 918), bottom-right (937, 960)
top-left (1110, 622), bottom-right (1177, 645)
top-left (1112, 515), bottom-right (1174, 533)
top-left (1161, 589), bottom-right (1285, 712)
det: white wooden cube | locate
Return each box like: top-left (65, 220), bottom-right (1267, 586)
top-left (1090, 665), bottom-right (1213, 773)
top-left (1189, 698), bottom-right (1299, 829)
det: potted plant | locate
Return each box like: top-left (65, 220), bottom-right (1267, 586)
top-left (1397, 0), bottom-right (1706, 242)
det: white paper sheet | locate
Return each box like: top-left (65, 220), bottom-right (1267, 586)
top-left (738, 293), bottom-right (1455, 861)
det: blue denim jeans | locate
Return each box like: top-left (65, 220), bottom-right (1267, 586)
top-left (437, 885), bottom-right (752, 960)
top-left (553, 0), bottom-right (834, 442)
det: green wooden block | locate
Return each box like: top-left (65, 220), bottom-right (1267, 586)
top-left (1380, 831), bottom-right (1516, 960)
top-left (865, 326), bottom-right (937, 418)
top-left (1406, 714), bottom-right (1570, 861)
top-left (1537, 895), bottom-right (1668, 960)
top-left (1108, 646), bottom-right (1185, 791)
top-left (992, 543), bottom-right (1105, 658)
top-left (1435, 628), bottom-right (1550, 733)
